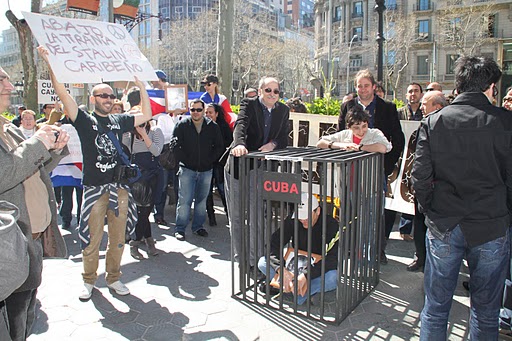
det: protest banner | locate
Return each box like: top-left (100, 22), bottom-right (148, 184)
top-left (385, 120), bottom-right (421, 215)
top-left (23, 12), bottom-right (157, 83)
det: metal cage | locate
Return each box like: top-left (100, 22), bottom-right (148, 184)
top-left (229, 147), bottom-right (384, 324)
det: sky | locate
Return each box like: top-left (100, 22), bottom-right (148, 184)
top-left (0, 0), bottom-right (57, 33)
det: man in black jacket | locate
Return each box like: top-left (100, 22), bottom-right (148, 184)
top-left (172, 99), bottom-right (224, 240)
top-left (412, 56), bottom-right (512, 340)
top-left (338, 70), bottom-right (405, 263)
top-left (226, 76), bottom-right (290, 267)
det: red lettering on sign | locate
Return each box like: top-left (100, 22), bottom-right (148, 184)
top-left (263, 180), bottom-right (300, 194)
top-left (289, 183), bottom-right (298, 194)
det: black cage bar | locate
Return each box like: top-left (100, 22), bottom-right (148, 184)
top-left (230, 147), bottom-right (384, 324)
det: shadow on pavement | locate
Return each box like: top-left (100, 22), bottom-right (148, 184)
top-left (91, 291), bottom-right (239, 340)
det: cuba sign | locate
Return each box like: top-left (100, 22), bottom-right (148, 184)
top-left (262, 171), bottom-right (301, 203)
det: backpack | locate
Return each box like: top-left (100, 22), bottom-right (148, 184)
top-left (0, 201), bottom-right (29, 301)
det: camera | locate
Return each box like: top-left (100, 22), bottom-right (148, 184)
top-left (113, 164), bottom-right (140, 184)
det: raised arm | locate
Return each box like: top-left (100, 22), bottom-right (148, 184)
top-left (132, 76), bottom-right (152, 127)
top-left (37, 46), bottom-right (78, 122)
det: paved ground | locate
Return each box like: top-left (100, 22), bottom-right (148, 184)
top-left (27, 199), bottom-right (474, 341)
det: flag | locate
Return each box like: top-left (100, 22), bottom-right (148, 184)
top-left (147, 89), bottom-right (166, 116)
top-left (51, 163), bottom-right (83, 188)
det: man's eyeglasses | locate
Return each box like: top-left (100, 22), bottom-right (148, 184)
top-left (190, 108), bottom-right (203, 112)
top-left (492, 85), bottom-right (498, 98)
top-left (94, 93), bottom-right (116, 99)
top-left (264, 88), bottom-right (280, 95)
top-left (201, 82), bottom-right (212, 86)
top-left (425, 88), bottom-right (434, 92)
top-left (503, 97), bottom-right (512, 102)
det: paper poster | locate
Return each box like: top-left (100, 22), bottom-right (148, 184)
top-left (59, 124), bottom-right (83, 164)
top-left (23, 12), bottom-right (157, 84)
top-left (385, 120), bottom-right (421, 215)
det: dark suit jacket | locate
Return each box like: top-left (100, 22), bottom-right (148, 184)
top-left (233, 97), bottom-right (290, 151)
top-left (227, 98), bottom-right (290, 178)
top-left (338, 96), bottom-right (405, 176)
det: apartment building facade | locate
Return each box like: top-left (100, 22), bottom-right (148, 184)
top-left (314, 0), bottom-right (512, 99)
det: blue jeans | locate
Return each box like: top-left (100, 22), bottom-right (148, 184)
top-left (175, 167), bottom-right (212, 234)
top-left (421, 225), bottom-right (510, 341)
top-left (399, 213), bottom-right (413, 235)
top-left (154, 167), bottom-right (179, 220)
top-left (257, 256), bottom-right (338, 305)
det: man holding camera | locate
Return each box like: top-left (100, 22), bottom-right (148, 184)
top-left (38, 46), bottom-right (152, 301)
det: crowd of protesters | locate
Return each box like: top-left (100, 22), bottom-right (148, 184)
top-left (5, 46), bottom-right (512, 341)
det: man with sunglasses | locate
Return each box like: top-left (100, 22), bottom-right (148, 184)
top-left (38, 46), bottom-right (153, 302)
top-left (226, 77), bottom-right (290, 268)
top-left (412, 56), bottom-right (512, 340)
top-left (171, 99), bottom-right (224, 241)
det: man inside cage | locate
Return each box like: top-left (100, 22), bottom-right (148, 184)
top-left (257, 192), bottom-right (339, 305)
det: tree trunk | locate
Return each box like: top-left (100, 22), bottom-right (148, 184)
top-left (6, 0), bottom-right (41, 112)
top-left (217, 0), bottom-right (234, 104)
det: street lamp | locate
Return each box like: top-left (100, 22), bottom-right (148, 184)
top-left (375, 0), bottom-right (386, 82)
top-left (125, 12), bottom-right (171, 41)
top-left (346, 34), bottom-right (358, 93)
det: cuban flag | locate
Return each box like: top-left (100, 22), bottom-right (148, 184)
top-left (50, 163), bottom-right (83, 188)
top-left (147, 89), bottom-right (166, 116)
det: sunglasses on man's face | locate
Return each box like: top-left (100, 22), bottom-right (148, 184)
top-left (190, 108), bottom-right (203, 113)
top-left (493, 85), bottom-right (498, 98)
top-left (425, 88), bottom-right (434, 92)
top-left (94, 93), bottom-right (116, 99)
top-left (264, 88), bottom-right (280, 95)
top-left (201, 82), bottom-right (212, 86)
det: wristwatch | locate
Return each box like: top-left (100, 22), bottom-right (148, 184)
top-left (358, 144), bottom-right (363, 151)
top-left (328, 141), bottom-right (334, 149)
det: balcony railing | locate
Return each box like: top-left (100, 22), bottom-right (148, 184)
top-left (410, 74), bottom-right (430, 82)
top-left (443, 74), bottom-right (455, 82)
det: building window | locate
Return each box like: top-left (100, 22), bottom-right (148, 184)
top-left (350, 54), bottom-right (362, 72)
top-left (482, 14), bottom-right (496, 38)
top-left (417, 0), bottom-right (431, 11)
top-left (446, 54), bottom-right (459, 74)
top-left (417, 19), bottom-right (430, 40)
top-left (333, 6), bottom-right (342, 22)
top-left (386, 0), bottom-right (397, 10)
top-left (386, 51), bottom-right (396, 65)
top-left (353, 27), bottom-right (362, 41)
top-left (386, 21), bottom-right (396, 39)
top-left (353, 2), bottom-right (363, 18)
top-left (417, 55), bottom-right (429, 75)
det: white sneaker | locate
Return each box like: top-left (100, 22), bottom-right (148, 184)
top-left (107, 281), bottom-right (130, 296)
top-left (79, 283), bottom-right (94, 301)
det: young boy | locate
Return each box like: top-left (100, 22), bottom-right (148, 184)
top-left (317, 105), bottom-right (391, 153)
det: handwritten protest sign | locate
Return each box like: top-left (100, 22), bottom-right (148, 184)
top-left (23, 12), bottom-right (157, 84)
top-left (38, 80), bottom-right (72, 104)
